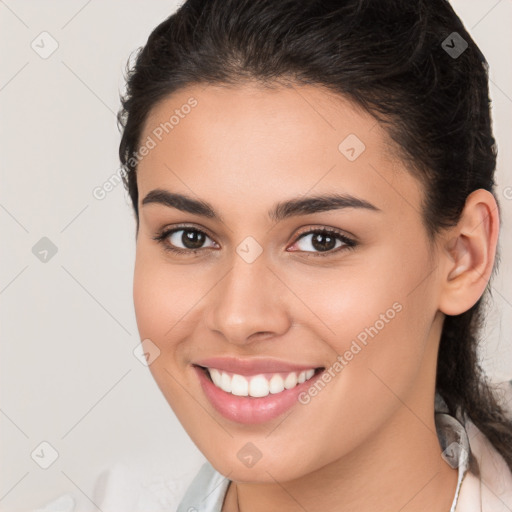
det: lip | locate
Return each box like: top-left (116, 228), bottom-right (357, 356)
top-left (193, 356), bottom-right (322, 376)
top-left (193, 363), bottom-right (325, 424)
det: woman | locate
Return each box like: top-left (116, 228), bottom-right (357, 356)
top-left (116, 0), bottom-right (512, 510)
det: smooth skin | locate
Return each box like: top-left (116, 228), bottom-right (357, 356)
top-left (133, 82), bottom-right (499, 512)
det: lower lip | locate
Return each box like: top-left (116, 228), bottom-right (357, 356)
top-left (193, 365), bottom-right (324, 424)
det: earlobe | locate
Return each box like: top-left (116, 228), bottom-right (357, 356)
top-left (438, 189), bottom-right (499, 316)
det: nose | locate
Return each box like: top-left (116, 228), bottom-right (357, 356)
top-left (204, 252), bottom-right (292, 346)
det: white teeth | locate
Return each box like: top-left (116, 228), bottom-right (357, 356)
top-left (220, 372), bottom-right (232, 393)
top-left (231, 374), bottom-right (249, 396)
top-left (284, 372), bottom-right (297, 389)
top-left (249, 375), bottom-right (270, 397)
top-left (206, 368), bottom-right (318, 397)
top-left (269, 374), bottom-right (285, 394)
top-left (210, 368), bottom-right (222, 387)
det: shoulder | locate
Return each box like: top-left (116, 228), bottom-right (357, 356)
top-left (457, 379), bottom-right (512, 511)
top-left (176, 461), bottom-right (231, 512)
top-left (32, 461), bottom-right (198, 511)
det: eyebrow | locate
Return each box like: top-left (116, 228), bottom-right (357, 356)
top-left (141, 188), bottom-right (381, 223)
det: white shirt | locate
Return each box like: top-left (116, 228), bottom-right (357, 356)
top-left (35, 384), bottom-right (512, 512)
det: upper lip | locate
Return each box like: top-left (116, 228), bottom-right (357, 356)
top-left (193, 356), bottom-right (324, 376)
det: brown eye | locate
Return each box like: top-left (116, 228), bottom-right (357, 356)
top-left (153, 226), bottom-right (217, 255)
top-left (172, 229), bottom-right (208, 250)
top-left (289, 228), bottom-right (357, 257)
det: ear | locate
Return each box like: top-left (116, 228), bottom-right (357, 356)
top-left (438, 189), bottom-right (499, 316)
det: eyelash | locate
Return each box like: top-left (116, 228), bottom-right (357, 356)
top-left (152, 224), bottom-right (357, 258)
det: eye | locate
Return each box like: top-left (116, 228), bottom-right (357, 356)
top-left (288, 228), bottom-right (357, 257)
top-left (152, 225), bottom-right (357, 258)
top-left (152, 225), bottom-right (217, 255)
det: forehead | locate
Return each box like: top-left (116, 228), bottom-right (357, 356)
top-left (141, 82), bottom-right (383, 154)
top-left (136, 83), bottom-right (424, 218)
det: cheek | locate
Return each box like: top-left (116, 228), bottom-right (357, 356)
top-left (133, 247), bottom-right (203, 346)
top-left (275, 264), bottom-right (435, 469)
top-left (133, 255), bottom-right (170, 340)
top-left (296, 242), bottom-right (436, 399)
top-left (132, 250), bottom-right (199, 410)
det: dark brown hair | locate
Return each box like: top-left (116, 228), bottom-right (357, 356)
top-left (117, 0), bottom-right (512, 470)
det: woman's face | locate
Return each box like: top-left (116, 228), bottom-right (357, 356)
top-left (133, 83), bottom-right (446, 482)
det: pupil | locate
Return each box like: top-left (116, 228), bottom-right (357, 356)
top-left (183, 230), bottom-right (205, 249)
top-left (312, 232), bottom-right (335, 252)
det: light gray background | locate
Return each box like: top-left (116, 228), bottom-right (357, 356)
top-left (1, 1), bottom-right (511, 511)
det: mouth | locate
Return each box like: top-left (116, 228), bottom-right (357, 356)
top-left (192, 363), bottom-right (326, 424)
top-left (194, 365), bottom-right (324, 397)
